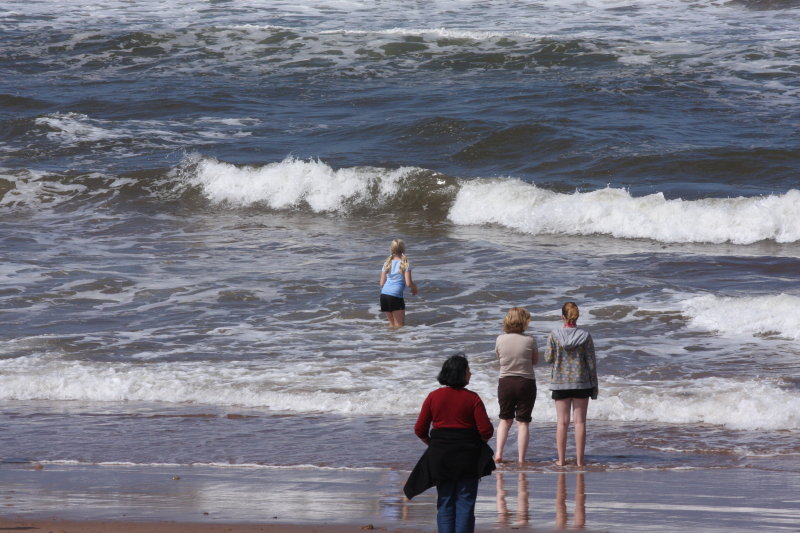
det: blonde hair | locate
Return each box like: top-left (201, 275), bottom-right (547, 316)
top-left (562, 302), bottom-right (579, 326)
top-left (383, 239), bottom-right (409, 273)
top-left (503, 307), bottom-right (531, 334)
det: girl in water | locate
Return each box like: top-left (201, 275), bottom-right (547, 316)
top-left (494, 307), bottom-right (539, 464)
top-left (379, 238), bottom-right (418, 327)
top-left (544, 302), bottom-right (598, 467)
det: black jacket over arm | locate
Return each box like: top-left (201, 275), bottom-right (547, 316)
top-left (403, 427), bottom-right (495, 500)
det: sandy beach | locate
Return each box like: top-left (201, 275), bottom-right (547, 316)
top-left (0, 520), bottom-right (418, 533)
top-left (2, 462), bottom-right (799, 532)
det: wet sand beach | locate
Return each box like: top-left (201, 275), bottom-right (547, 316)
top-left (0, 521), bottom-right (410, 533)
top-left (2, 462), bottom-right (799, 532)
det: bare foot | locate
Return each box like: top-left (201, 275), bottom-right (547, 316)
top-left (554, 460), bottom-right (566, 467)
top-left (494, 456), bottom-right (505, 463)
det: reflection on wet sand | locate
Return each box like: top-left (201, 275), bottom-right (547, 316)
top-left (556, 472), bottom-right (585, 530)
top-left (496, 471), bottom-right (586, 530)
top-left (495, 472), bottom-right (530, 527)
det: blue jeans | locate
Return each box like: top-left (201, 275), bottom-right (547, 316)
top-left (436, 477), bottom-right (479, 533)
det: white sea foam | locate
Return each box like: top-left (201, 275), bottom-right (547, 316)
top-left (448, 179), bottom-right (800, 244)
top-left (35, 459), bottom-right (386, 471)
top-left (36, 113), bottom-right (126, 143)
top-left (0, 0), bottom-right (785, 37)
top-left (2, 355), bottom-right (798, 431)
top-left (593, 376), bottom-right (800, 431)
top-left (197, 117), bottom-right (261, 126)
top-left (682, 293), bottom-right (800, 340)
top-left (32, 113), bottom-right (257, 149)
top-left (184, 155), bottom-right (418, 212)
top-left (0, 168), bottom-right (88, 209)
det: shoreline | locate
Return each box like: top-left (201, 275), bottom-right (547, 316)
top-left (2, 462), bottom-right (799, 532)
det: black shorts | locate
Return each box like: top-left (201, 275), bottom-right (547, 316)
top-left (380, 294), bottom-right (405, 312)
top-left (497, 376), bottom-right (537, 422)
top-left (551, 388), bottom-right (593, 400)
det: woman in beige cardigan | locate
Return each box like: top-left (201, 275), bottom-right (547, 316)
top-left (494, 307), bottom-right (539, 464)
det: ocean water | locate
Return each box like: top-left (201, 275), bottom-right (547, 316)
top-left (1, 0), bottom-right (799, 477)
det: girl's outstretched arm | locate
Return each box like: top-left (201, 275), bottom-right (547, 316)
top-left (405, 270), bottom-right (418, 295)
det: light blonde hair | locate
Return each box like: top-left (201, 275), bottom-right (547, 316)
top-left (503, 307), bottom-right (531, 334)
top-left (383, 239), bottom-right (409, 273)
top-left (562, 302), bottom-right (579, 326)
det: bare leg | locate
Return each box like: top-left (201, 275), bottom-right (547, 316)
top-left (554, 399), bottom-right (572, 466)
top-left (384, 312), bottom-right (398, 327)
top-left (572, 398), bottom-right (589, 467)
top-left (516, 421), bottom-right (530, 463)
top-left (494, 418), bottom-right (513, 462)
top-left (394, 309), bottom-right (405, 327)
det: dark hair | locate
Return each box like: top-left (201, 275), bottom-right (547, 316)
top-left (437, 353), bottom-right (470, 389)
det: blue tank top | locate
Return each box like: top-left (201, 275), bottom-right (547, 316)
top-left (380, 259), bottom-right (408, 298)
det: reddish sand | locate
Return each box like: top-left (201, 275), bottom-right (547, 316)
top-left (0, 518), bottom-right (430, 533)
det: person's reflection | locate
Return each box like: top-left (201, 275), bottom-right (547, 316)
top-left (496, 472), bottom-right (530, 527)
top-left (515, 471), bottom-right (530, 526)
top-left (496, 473), bottom-right (509, 526)
top-left (574, 473), bottom-right (585, 528)
top-left (555, 472), bottom-right (586, 530)
top-left (556, 473), bottom-right (567, 529)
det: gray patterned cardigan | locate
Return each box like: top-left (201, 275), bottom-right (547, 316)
top-left (544, 326), bottom-right (598, 399)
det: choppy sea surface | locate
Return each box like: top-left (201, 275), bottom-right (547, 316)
top-left (1, 0), bottom-right (799, 476)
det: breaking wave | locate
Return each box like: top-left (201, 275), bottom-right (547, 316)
top-left (682, 293), bottom-right (800, 340)
top-left (449, 178), bottom-right (800, 244)
top-left (184, 156), bottom-right (800, 245)
top-left (5, 156), bottom-right (799, 246)
top-left (1, 356), bottom-right (798, 431)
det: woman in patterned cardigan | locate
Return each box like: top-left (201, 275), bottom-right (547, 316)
top-left (544, 302), bottom-right (598, 467)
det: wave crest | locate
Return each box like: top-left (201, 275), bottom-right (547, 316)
top-left (448, 179), bottom-right (800, 244)
top-left (178, 155), bottom-right (458, 217)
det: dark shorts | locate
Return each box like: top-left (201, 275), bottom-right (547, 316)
top-left (551, 388), bottom-right (593, 400)
top-left (380, 293), bottom-right (405, 312)
top-left (497, 376), bottom-right (537, 422)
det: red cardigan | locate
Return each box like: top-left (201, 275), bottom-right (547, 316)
top-left (414, 387), bottom-right (494, 442)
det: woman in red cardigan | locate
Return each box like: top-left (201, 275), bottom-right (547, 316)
top-left (404, 353), bottom-right (495, 533)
